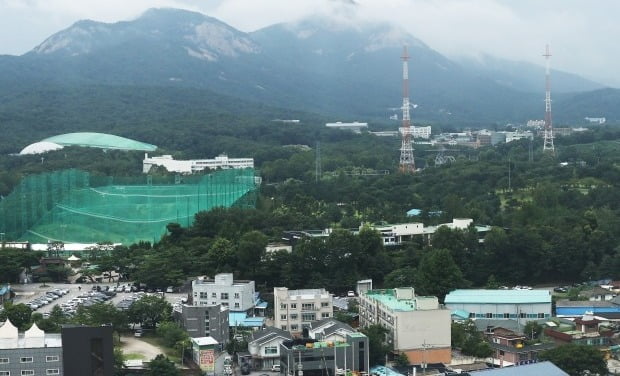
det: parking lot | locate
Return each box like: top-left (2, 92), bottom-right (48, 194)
top-left (11, 282), bottom-right (188, 318)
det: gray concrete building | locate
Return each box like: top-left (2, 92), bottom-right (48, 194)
top-left (192, 273), bottom-right (255, 312)
top-left (174, 304), bottom-right (229, 347)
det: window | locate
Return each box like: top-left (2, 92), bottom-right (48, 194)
top-left (212, 292), bottom-right (217, 298)
top-left (20, 357), bottom-right (33, 363)
top-left (21, 372), bottom-right (34, 376)
top-left (537, 313), bottom-right (545, 318)
top-left (234, 303), bottom-right (240, 308)
top-left (291, 324), bottom-right (298, 331)
top-left (321, 302), bottom-right (329, 307)
top-left (280, 314), bottom-right (287, 320)
top-left (222, 302), bottom-right (229, 307)
top-left (46, 370), bottom-right (60, 375)
top-left (281, 325), bottom-right (287, 331)
top-left (519, 312), bottom-right (526, 318)
top-left (0, 371), bottom-right (9, 376)
top-left (503, 313), bottom-right (510, 319)
top-left (221, 293), bottom-right (229, 300)
top-left (265, 346), bottom-right (278, 355)
top-left (302, 313), bottom-right (316, 321)
top-left (280, 303), bottom-right (287, 309)
top-left (0, 358), bottom-right (8, 363)
top-left (322, 312), bottom-right (330, 318)
top-left (290, 314), bottom-right (298, 320)
top-left (46, 356), bottom-right (59, 362)
top-left (200, 292), bottom-right (208, 299)
top-left (302, 303), bottom-right (315, 310)
top-left (234, 293), bottom-right (240, 299)
top-left (485, 313), bottom-right (492, 318)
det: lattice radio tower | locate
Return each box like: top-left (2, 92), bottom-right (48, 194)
top-left (543, 44), bottom-right (555, 154)
top-left (399, 45), bottom-right (415, 173)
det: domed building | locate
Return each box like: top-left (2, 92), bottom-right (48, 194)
top-left (19, 132), bottom-right (157, 155)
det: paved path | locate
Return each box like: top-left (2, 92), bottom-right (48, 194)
top-left (120, 334), bottom-right (165, 361)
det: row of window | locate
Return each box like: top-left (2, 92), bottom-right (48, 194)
top-left (197, 292), bottom-right (241, 299)
top-left (0, 356), bottom-right (59, 364)
top-left (0, 370), bottom-right (60, 376)
top-left (199, 301), bottom-right (240, 308)
top-left (470, 313), bottom-right (549, 319)
top-left (280, 313), bottom-right (330, 321)
top-left (279, 302), bottom-right (330, 310)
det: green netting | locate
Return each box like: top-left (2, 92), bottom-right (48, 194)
top-left (0, 168), bottom-right (257, 244)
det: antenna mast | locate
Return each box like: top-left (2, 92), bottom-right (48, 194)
top-left (399, 45), bottom-right (415, 173)
top-left (543, 44), bottom-right (555, 154)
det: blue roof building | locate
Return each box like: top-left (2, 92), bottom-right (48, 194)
top-left (444, 289), bottom-right (552, 324)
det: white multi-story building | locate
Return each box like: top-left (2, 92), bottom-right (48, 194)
top-left (143, 153), bottom-right (254, 174)
top-left (192, 273), bottom-right (255, 312)
top-left (411, 126), bottom-right (432, 139)
top-left (325, 122), bottom-right (368, 133)
top-left (273, 287), bottom-right (333, 335)
top-left (359, 288), bottom-right (451, 364)
top-left (504, 131), bottom-right (533, 143)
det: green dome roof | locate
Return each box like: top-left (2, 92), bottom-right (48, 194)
top-left (42, 132), bottom-right (157, 152)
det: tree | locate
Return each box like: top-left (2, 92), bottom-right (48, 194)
top-left (157, 321), bottom-right (189, 348)
top-left (523, 321), bottom-right (543, 341)
top-left (0, 302), bottom-right (32, 330)
top-left (361, 324), bottom-right (391, 366)
top-left (73, 302), bottom-right (128, 340)
top-left (414, 248), bottom-right (468, 301)
top-left (146, 354), bottom-right (180, 376)
top-left (539, 344), bottom-right (607, 376)
top-left (127, 295), bottom-right (172, 328)
top-left (394, 353), bottom-right (410, 367)
top-left (451, 321), bottom-right (492, 358)
top-left (237, 230), bottom-right (268, 277)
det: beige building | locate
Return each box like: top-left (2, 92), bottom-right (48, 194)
top-left (359, 288), bottom-right (451, 364)
top-left (273, 287), bottom-right (333, 335)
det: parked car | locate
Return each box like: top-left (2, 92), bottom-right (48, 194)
top-left (271, 364), bottom-right (281, 373)
top-left (166, 286), bottom-right (174, 293)
top-left (134, 329), bottom-right (143, 337)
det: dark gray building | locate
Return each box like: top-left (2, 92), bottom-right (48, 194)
top-left (279, 332), bottom-right (369, 376)
top-left (174, 304), bottom-right (229, 347)
top-left (61, 325), bottom-right (114, 376)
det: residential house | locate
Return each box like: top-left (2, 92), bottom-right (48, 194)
top-left (274, 288), bottom-right (333, 336)
top-left (265, 243), bottom-right (292, 255)
top-left (581, 286), bottom-right (615, 301)
top-left (279, 333), bottom-right (369, 376)
top-left (485, 327), bottom-right (554, 367)
top-left (444, 289), bottom-right (552, 325)
top-left (247, 327), bottom-right (292, 370)
top-left (544, 314), bottom-right (614, 347)
top-left (358, 288), bottom-right (451, 364)
top-left (308, 318), bottom-right (356, 342)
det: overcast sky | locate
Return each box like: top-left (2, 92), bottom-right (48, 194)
top-left (1, 0), bottom-right (618, 86)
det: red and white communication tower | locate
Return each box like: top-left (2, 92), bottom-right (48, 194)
top-left (543, 44), bottom-right (555, 154)
top-left (399, 45), bottom-right (415, 173)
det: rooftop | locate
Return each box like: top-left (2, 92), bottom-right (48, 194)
top-left (445, 289), bottom-right (551, 304)
top-left (38, 132), bottom-right (157, 152)
top-left (366, 289), bottom-right (416, 311)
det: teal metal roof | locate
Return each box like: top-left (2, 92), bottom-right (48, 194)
top-left (42, 132), bottom-right (157, 152)
top-left (445, 289), bottom-right (551, 304)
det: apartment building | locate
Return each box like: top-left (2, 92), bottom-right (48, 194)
top-left (358, 288), bottom-right (451, 364)
top-left (273, 288), bottom-right (333, 335)
top-left (192, 273), bottom-right (255, 312)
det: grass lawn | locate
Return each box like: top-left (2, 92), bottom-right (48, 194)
top-left (124, 353), bottom-right (145, 360)
top-left (140, 334), bottom-right (182, 363)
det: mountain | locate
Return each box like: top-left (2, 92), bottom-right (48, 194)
top-left (0, 8), bottom-right (616, 124)
top-left (458, 54), bottom-right (605, 93)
